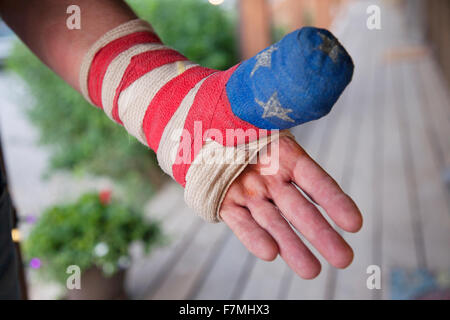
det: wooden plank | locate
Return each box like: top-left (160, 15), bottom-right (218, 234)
top-left (379, 62), bottom-right (419, 299)
top-left (321, 67), bottom-right (369, 299)
top-left (333, 27), bottom-right (381, 299)
top-left (192, 231), bottom-right (251, 299)
top-left (125, 183), bottom-right (185, 296)
top-left (369, 64), bottom-right (386, 300)
top-left (239, 255), bottom-right (290, 300)
top-left (150, 221), bottom-right (228, 299)
top-left (128, 200), bottom-right (201, 298)
top-left (416, 58), bottom-right (450, 217)
top-left (425, 57), bottom-right (450, 124)
top-left (184, 230), bottom-right (233, 300)
top-left (437, 0), bottom-right (450, 85)
top-left (368, 40), bottom-right (390, 300)
top-left (145, 182), bottom-right (185, 221)
top-left (392, 61), bottom-right (428, 270)
top-left (400, 61), bottom-right (450, 269)
top-left (418, 58), bottom-right (450, 168)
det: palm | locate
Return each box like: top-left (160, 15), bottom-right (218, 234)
top-left (220, 136), bottom-right (362, 279)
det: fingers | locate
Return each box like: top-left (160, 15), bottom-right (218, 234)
top-left (247, 199), bottom-right (321, 279)
top-left (220, 136), bottom-right (363, 279)
top-left (279, 137), bottom-right (363, 233)
top-left (269, 181), bottom-right (354, 269)
top-left (220, 204), bottom-right (278, 262)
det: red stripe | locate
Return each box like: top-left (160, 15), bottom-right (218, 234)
top-left (143, 66), bottom-right (216, 153)
top-left (87, 31), bottom-right (161, 108)
top-left (172, 65), bottom-right (265, 186)
top-left (111, 49), bottom-right (188, 124)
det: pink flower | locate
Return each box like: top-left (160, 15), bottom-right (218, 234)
top-left (99, 190), bottom-right (112, 205)
top-left (30, 258), bottom-right (41, 269)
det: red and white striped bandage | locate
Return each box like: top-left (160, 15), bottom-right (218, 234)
top-left (79, 19), bottom-right (289, 222)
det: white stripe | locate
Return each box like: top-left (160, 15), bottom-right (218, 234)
top-left (117, 60), bottom-right (197, 145)
top-left (79, 19), bottom-right (154, 104)
top-left (101, 43), bottom-right (168, 120)
top-left (156, 74), bottom-right (215, 177)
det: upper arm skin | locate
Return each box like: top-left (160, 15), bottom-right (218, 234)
top-left (0, 0), bottom-right (137, 91)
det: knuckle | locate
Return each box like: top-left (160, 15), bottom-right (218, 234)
top-left (241, 173), bottom-right (269, 199)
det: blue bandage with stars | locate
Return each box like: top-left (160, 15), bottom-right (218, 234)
top-left (226, 27), bottom-right (354, 129)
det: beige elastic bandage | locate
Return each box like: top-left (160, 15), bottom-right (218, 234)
top-left (79, 19), bottom-right (292, 223)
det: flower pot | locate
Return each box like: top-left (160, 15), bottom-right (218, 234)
top-left (66, 267), bottom-right (126, 300)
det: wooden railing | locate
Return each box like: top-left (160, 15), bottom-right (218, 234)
top-left (425, 0), bottom-right (450, 87)
top-left (238, 0), bottom-right (349, 59)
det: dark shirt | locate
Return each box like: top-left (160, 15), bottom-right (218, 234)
top-left (0, 145), bottom-right (20, 299)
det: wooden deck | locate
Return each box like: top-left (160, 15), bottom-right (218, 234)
top-left (127, 1), bottom-right (450, 300)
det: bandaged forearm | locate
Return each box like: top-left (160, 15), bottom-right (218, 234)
top-left (79, 19), bottom-right (353, 223)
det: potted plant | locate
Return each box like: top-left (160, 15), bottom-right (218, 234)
top-left (24, 191), bottom-right (164, 300)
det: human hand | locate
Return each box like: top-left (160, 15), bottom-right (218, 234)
top-left (220, 136), bottom-right (362, 279)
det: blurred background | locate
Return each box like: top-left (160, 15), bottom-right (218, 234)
top-left (0, 0), bottom-right (449, 300)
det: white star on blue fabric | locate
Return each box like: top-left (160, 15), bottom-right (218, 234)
top-left (256, 92), bottom-right (294, 123)
top-left (250, 45), bottom-right (278, 77)
top-left (317, 32), bottom-right (342, 63)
